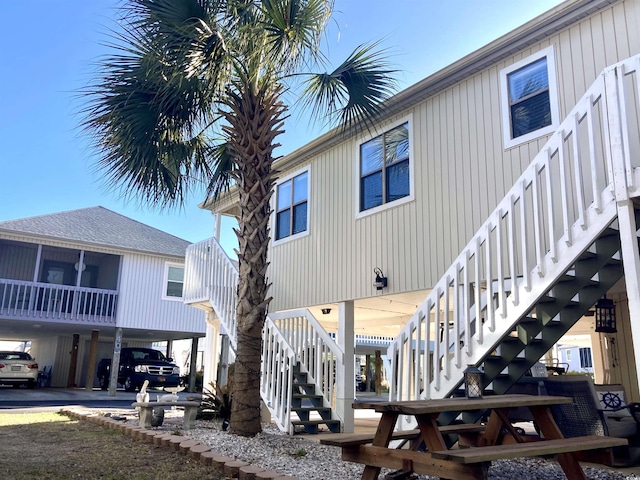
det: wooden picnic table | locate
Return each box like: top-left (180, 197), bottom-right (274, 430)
top-left (320, 394), bottom-right (628, 480)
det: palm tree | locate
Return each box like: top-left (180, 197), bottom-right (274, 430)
top-left (80, 0), bottom-right (396, 437)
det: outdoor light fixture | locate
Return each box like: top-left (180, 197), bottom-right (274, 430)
top-left (463, 365), bottom-right (483, 399)
top-left (321, 308), bottom-right (332, 315)
top-left (373, 267), bottom-right (388, 290)
top-left (595, 295), bottom-right (617, 333)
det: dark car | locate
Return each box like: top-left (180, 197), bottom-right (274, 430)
top-left (97, 347), bottom-right (180, 392)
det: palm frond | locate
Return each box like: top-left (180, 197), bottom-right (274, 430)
top-left (300, 41), bottom-right (398, 133)
top-left (204, 142), bottom-right (237, 200)
top-left (80, 0), bottom-right (231, 207)
top-left (260, 0), bottom-right (332, 72)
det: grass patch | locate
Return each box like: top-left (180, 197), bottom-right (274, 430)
top-left (0, 411), bottom-right (226, 480)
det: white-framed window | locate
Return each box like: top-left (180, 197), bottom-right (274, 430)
top-left (500, 46), bottom-right (559, 149)
top-left (274, 167), bottom-right (309, 242)
top-left (163, 263), bottom-right (184, 300)
top-left (356, 117), bottom-right (413, 217)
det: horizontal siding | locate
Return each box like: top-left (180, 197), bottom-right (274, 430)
top-left (265, 0), bottom-right (640, 312)
top-left (118, 254), bottom-right (204, 334)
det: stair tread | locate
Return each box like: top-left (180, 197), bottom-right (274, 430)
top-left (291, 419), bottom-right (340, 426)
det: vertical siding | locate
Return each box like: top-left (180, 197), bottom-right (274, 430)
top-left (117, 254), bottom-right (204, 334)
top-left (268, 0), bottom-right (640, 312)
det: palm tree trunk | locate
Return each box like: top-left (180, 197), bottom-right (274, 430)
top-left (224, 85), bottom-right (286, 436)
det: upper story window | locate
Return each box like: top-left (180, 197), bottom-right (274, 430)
top-left (164, 263), bottom-right (184, 300)
top-left (500, 46), bottom-right (559, 149)
top-left (275, 169), bottom-right (309, 241)
top-left (359, 122), bottom-right (410, 212)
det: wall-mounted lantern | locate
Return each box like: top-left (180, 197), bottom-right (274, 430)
top-left (373, 267), bottom-right (388, 290)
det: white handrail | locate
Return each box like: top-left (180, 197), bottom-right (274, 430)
top-left (184, 237), bottom-right (238, 347)
top-left (388, 55), bottom-right (640, 402)
top-left (261, 317), bottom-right (296, 433)
top-left (266, 309), bottom-right (343, 427)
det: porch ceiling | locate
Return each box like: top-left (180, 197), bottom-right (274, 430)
top-left (308, 289), bottom-right (431, 338)
top-left (0, 318), bottom-right (203, 343)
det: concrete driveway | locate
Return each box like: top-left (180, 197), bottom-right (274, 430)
top-left (0, 386), bottom-right (197, 412)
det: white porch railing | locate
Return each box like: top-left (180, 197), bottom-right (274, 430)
top-left (0, 278), bottom-right (118, 324)
top-left (184, 237), bottom-right (238, 347)
top-left (388, 55), bottom-right (640, 402)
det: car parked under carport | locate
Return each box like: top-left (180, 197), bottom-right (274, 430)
top-left (0, 351), bottom-right (38, 388)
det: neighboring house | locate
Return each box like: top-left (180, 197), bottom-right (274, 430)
top-left (0, 206), bottom-right (205, 389)
top-left (557, 343), bottom-right (595, 374)
top-left (184, 0), bottom-right (640, 434)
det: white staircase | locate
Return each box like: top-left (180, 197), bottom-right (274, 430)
top-left (388, 55), bottom-right (640, 404)
top-left (184, 239), bottom-right (343, 434)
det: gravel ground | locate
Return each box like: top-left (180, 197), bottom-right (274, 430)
top-left (82, 408), bottom-right (640, 479)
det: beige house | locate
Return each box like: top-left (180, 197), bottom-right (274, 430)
top-left (184, 0), bottom-right (640, 434)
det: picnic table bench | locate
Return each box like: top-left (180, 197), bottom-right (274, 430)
top-left (320, 423), bottom-right (486, 449)
top-left (131, 401), bottom-right (201, 430)
top-left (321, 395), bottom-right (628, 480)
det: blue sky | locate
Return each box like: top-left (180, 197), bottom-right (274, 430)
top-left (0, 1), bottom-right (563, 254)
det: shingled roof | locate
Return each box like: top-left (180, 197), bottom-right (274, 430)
top-left (0, 206), bottom-right (190, 257)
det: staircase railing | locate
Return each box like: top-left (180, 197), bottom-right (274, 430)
top-left (265, 309), bottom-right (343, 429)
top-left (388, 55), bottom-right (640, 402)
top-left (185, 239), bottom-right (342, 432)
top-left (261, 317), bottom-right (297, 433)
top-left (184, 237), bottom-right (238, 347)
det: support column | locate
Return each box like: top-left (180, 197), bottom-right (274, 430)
top-left (213, 213), bottom-right (222, 241)
top-left (165, 339), bottom-right (173, 360)
top-left (616, 200), bottom-right (640, 391)
top-left (203, 313), bottom-right (220, 390)
top-left (218, 334), bottom-right (230, 387)
top-left (188, 337), bottom-right (199, 392)
top-left (108, 327), bottom-right (123, 397)
top-left (85, 330), bottom-right (99, 390)
top-left (67, 334), bottom-right (79, 388)
top-left (375, 350), bottom-right (383, 396)
top-left (590, 330), bottom-right (608, 384)
top-left (336, 301), bottom-right (355, 433)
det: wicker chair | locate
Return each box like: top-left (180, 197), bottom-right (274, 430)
top-left (544, 375), bottom-right (640, 466)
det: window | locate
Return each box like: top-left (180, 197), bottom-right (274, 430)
top-left (359, 122), bottom-right (410, 212)
top-left (500, 46), bottom-right (559, 148)
top-left (275, 169), bottom-right (309, 241)
top-left (164, 263), bottom-right (184, 299)
top-left (579, 347), bottom-right (593, 369)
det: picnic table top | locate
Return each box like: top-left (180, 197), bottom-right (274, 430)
top-left (353, 394), bottom-right (572, 414)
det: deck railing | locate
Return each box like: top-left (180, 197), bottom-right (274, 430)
top-left (0, 278), bottom-right (118, 324)
top-left (387, 55), bottom-right (640, 402)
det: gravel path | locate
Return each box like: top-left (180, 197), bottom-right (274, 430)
top-left (87, 408), bottom-right (640, 479)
